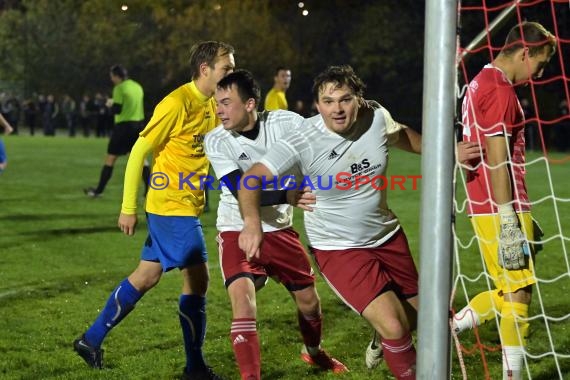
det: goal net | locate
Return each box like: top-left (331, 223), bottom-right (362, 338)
top-left (452, 0), bottom-right (570, 379)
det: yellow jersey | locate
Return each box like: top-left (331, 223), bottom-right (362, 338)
top-left (264, 88), bottom-right (288, 110)
top-left (140, 81), bottom-right (217, 216)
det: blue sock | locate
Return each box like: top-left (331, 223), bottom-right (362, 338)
top-left (84, 279), bottom-right (142, 348)
top-left (179, 294), bottom-right (207, 371)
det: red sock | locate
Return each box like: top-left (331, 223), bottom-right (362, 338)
top-left (381, 333), bottom-right (416, 379)
top-left (298, 312), bottom-right (322, 348)
top-left (231, 318), bottom-right (260, 380)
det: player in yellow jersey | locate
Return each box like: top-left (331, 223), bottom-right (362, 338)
top-left (264, 66), bottom-right (291, 111)
top-left (73, 41), bottom-right (235, 380)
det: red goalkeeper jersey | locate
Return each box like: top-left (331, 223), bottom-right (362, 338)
top-left (461, 64), bottom-right (530, 215)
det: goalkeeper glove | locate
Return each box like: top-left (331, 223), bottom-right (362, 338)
top-left (497, 204), bottom-right (530, 270)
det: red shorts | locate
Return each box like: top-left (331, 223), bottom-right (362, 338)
top-left (310, 229), bottom-right (418, 314)
top-left (217, 228), bottom-right (315, 291)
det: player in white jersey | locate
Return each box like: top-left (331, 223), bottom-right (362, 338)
top-left (204, 70), bottom-right (347, 380)
top-left (237, 65), bottom-right (421, 379)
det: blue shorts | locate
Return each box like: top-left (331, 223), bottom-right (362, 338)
top-left (141, 213), bottom-right (208, 272)
top-left (0, 138), bottom-right (6, 164)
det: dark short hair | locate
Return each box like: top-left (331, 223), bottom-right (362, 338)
top-left (274, 66), bottom-right (290, 76)
top-left (110, 64), bottom-right (128, 79)
top-left (189, 41), bottom-right (235, 80)
top-left (217, 69), bottom-right (261, 106)
top-left (502, 21), bottom-right (556, 57)
top-left (312, 65), bottom-right (366, 102)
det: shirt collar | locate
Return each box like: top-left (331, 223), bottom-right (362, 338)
top-left (188, 81), bottom-right (211, 103)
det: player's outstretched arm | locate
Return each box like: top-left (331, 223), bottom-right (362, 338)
top-left (238, 162), bottom-right (274, 261)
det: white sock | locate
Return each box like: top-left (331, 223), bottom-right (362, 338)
top-left (502, 346), bottom-right (524, 380)
top-left (452, 305), bottom-right (480, 333)
top-left (306, 345), bottom-right (321, 356)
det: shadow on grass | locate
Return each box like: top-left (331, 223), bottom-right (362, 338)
top-left (0, 272), bottom-right (123, 304)
top-left (0, 213), bottom-right (115, 221)
top-left (19, 226), bottom-right (121, 236)
top-left (1, 224), bottom-right (147, 249)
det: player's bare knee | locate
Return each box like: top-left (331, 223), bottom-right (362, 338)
top-left (104, 154), bottom-right (118, 166)
top-left (228, 278), bottom-right (257, 318)
top-left (292, 287), bottom-right (320, 316)
top-left (374, 317), bottom-right (409, 340)
top-left (185, 278), bottom-right (209, 295)
top-left (182, 263), bottom-right (210, 295)
top-left (231, 298), bottom-right (257, 319)
top-left (297, 299), bottom-right (321, 316)
top-left (128, 269), bottom-right (161, 293)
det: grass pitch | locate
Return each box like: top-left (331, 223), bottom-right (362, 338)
top-left (0, 135), bottom-right (568, 379)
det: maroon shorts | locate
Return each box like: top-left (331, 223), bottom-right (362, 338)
top-left (217, 228), bottom-right (315, 291)
top-left (310, 229), bottom-right (418, 314)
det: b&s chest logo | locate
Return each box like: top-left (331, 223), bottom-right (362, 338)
top-left (350, 158), bottom-right (370, 174)
top-left (348, 158), bottom-right (382, 176)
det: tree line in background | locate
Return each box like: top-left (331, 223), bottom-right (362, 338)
top-left (0, 0), bottom-right (425, 125)
top-left (0, 0), bottom-right (568, 127)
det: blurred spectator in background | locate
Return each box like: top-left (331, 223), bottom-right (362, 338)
top-left (62, 94), bottom-right (77, 137)
top-left (293, 99), bottom-right (310, 117)
top-left (37, 94), bottom-right (47, 132)
top-left (42, 94), bottom-right (59, 136)
top-left (23, 95), bottom-right (39, 136)
top-left (264, 66), bottom-right (291, 111)
top-left (94, 93), bottom-right (108, 138)
top-left (79, 94), bottom-right (95, 137)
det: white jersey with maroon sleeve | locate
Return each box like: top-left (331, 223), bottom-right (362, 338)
top-left (461, 64), bottom-right (530, 215)
top-left (205, 110), bottom-right (304, 232)
top-left (259, 102), bottom-right (402, 250)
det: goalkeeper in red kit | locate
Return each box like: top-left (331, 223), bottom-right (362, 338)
top-left (454, 21), bottom-right (556, 380)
